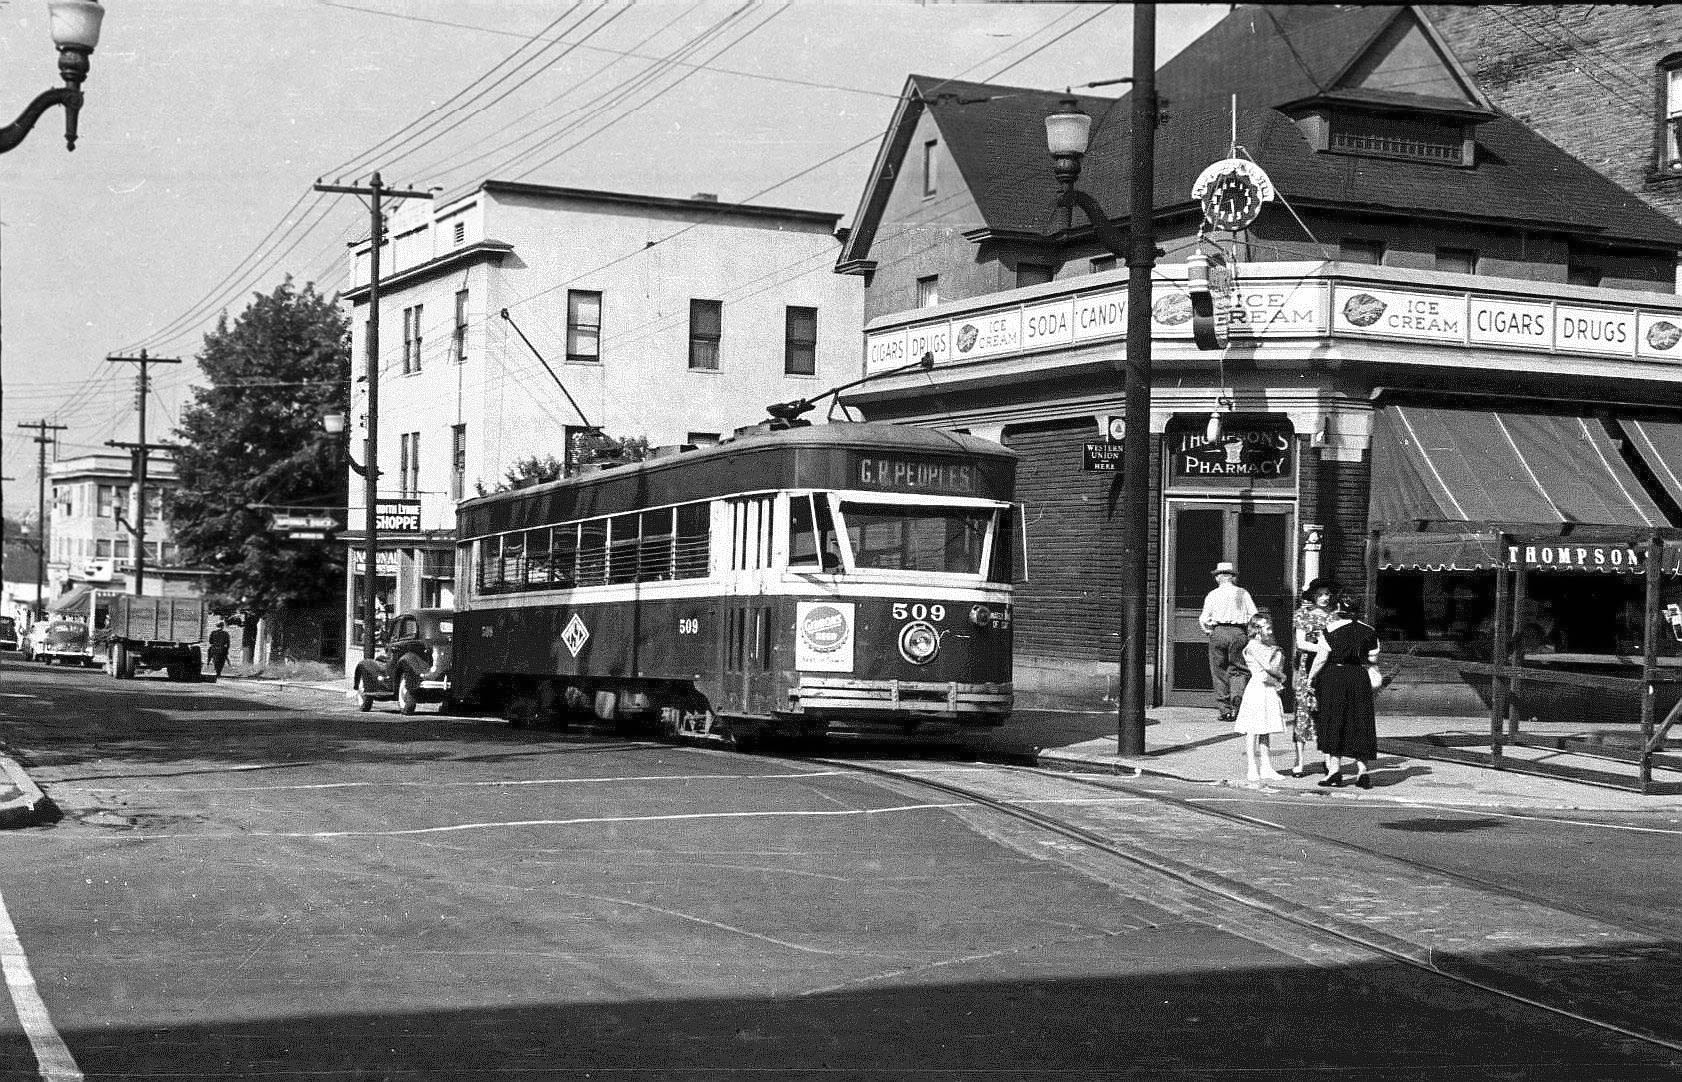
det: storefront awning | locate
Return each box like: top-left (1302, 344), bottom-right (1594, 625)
top-left (1370, 406), bottom-right (1672, 570)
top-left (46, 584), bottom-right (93, 616)
top-left (1622, 419), bottom-right (1682, 513)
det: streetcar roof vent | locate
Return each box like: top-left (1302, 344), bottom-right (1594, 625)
top-left (647, 444), bottom-right (696, 459)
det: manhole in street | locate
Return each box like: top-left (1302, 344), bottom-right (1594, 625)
top-left (1379, 816), bottom-right (1506, 834)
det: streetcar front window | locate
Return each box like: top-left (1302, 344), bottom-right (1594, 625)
top-left (840, 502), bottom-right (993, 576)
top-left (789, 494), bottom-right (843, 572)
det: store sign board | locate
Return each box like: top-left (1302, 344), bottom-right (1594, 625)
top-left (1334, 285), bottom-right (1464, 342)
top-left (352, 549), bottom-right (402, 575)
top-left (1554, 304), bottom-right (1636, 357)
top-left (865, 327), bottom-right (909, 374)
top-left (1169, 419), bottom-right (1294, 479)
top-left (1084, 441), bottom-right (1123, 471)
top-left (905, 321), bottom-right (950, 365)
top-left (1469, 298), bottom-right (1553, 349)
top-left (1022, 298), bottom-right (1074, 350)
top-left (1637, 311), bottom-right (1682, 361)
top-left (1506, 542), bottom-right (1682, 573)
top-left (374, 499), bottom-right (421, 533)
top-left (950, 309), bottom-right (1022, 361)
top-left (1229, 279), bottom-right (1327, 336)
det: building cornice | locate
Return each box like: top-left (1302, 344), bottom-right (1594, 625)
top-left (343, 239), bottom-right (515, 303)
top-left (478, 179), bottom-right (842, 228)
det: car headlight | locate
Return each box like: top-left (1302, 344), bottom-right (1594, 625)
top-left (898, 621), bottom-right (940, 665)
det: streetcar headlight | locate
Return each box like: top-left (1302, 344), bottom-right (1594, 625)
top-left (898, 620), bottom-right (940, 665)
top-left (970, 604), bottom-right (991, 627)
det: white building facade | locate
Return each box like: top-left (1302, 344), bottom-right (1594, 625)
top-left (335, 181), bottom-right (863, 657)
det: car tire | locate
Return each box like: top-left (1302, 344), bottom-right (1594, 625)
top-left (397, 670), bottom-right (420, 716)
top-left (112, 643), bottom-right (130, 680)
top-left (354, 674), bottom-right (374, 713)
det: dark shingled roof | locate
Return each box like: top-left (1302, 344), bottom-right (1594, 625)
top-left (848, 5), bottom-right (1682, 258)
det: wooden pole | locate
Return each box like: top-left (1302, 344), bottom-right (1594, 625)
top-left (1642, 531), bottom-right (1662, 793)
top-left (1490, 536), bottom-right (1511, 768)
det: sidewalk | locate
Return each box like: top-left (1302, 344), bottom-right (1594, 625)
top-left (4, 675), bottom-right (1679, 825)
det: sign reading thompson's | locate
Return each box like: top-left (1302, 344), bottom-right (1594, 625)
top-left (1507, 541), bottom-right (1682, 573)
top-left (374, 498), bottom-right (421, 533)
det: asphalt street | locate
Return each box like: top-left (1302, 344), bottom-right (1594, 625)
top-left (0, 660), bottom-right (1679, 1079)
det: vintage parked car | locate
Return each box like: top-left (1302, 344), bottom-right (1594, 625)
top-left (29, 619), bottom-right (98, 667)
top-left (0, 616), bottom-right (18, 652)
top-left (352, 609), bottom-right (453, 715)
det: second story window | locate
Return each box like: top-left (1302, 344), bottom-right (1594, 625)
top-left (1090, 255), bottom-right (1117, 275)
top-left (399, 432), bottom-right (421, 499)
top-left (402, 304), bottom-right (423, 374)
top-left (689, 299), bottom-right (722, 371)
top-left (784, 305), bottom-right (817, 376)
top-left (923, 139), bottom-right (938, 198)
top-left (916, 275), bottom-right (939, 308)
top-left (452, 290), bottom-right (468, 364)
top-left (1338, 238), bottom-right (1385, 266)
top-left (1659, 56), bottom-right (1682, 174)
top-left (450, 424), bottom-right (467, 502)
top-left (1017, 263), bottom-right (1053, 288)
top-left (1435, 247), bottom-right (1477, 275)
top-left (567, 289), bottom-right (602, 362)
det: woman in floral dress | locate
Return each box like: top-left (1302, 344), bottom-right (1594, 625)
top-left (1290, 579), bottom-right (1338, 777)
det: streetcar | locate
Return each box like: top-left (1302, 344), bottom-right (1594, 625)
top-left (450, 420), bottom-right (1020, 745)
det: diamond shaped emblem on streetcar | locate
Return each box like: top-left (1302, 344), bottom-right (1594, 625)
top-left (562, 613), bottom-right (590, 657)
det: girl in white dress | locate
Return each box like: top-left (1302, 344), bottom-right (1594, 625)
top-left (1234, 613), bottom-right (1287, 782)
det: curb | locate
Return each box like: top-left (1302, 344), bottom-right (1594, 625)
top-left (0, 754), bottom-right (60, 830)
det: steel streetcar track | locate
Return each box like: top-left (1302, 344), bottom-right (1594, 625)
top-left (814, 755), bottom-right (1682, 1059)
top-left (1003, 763), bottom-right (1682, 946)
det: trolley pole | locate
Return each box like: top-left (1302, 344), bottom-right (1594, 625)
top-left (17, 420), bottom-right (66, 619)
top-left (107, 350), bottom-right (181, 595)
top-left (1117, 4), bottom-right (1158, 756)
top-left (314, 172), bottom-right (432, 658)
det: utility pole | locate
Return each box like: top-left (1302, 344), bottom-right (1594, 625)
top-left (314, 172), bottom-right (432, 658)
top-left (16, 419), bottom-right (66, 619)
top-left (1117, 4), bottom-right (1158, 755)
top-left (107, 350), bottom-right (181, 596)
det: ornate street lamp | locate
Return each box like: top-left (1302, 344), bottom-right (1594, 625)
top-left (1044, 5), bottom-right (1157, 756)
top-left (0, 1), bottom-right (106, 155)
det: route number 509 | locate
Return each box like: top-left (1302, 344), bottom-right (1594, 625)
top-left (892, 602), bottom-right (945, 622)
top-left (678, 618), bottom-right (700, 635)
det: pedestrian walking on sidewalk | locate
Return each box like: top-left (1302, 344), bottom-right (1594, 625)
top-left (1309, 594), bottom-right (1381, 789)
top-left (1234, 613), bottom-right (1287, 782)
top-left (1289, 579), bottom-right (1339, 777)
top-left (207, 621), bottom-right (231, 678)
top-left (1200, 561), bottom-right (1258, 722)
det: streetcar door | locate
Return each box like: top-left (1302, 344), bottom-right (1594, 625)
top-left (1162, 501), bottom-right (1293, 706)
top-left (720, 496), bottom-right (777, 714)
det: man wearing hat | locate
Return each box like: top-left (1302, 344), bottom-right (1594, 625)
top-left (1199, 560), bottom-right (1258, 721)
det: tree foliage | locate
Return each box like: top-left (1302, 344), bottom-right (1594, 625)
top-left (477, 433), bottom-right (652, 495)
top-left (168, 278), bottom-right (349, 619)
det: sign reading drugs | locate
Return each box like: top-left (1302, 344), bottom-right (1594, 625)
top-left (374, 498), bottom-right (421, 534)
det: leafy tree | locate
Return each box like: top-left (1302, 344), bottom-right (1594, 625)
top-left (2, 513), bottom-right (45, 585)
top-left (168, 277), bottom-right (349, 620)
top-left (475, 433), bottom-right (652, 495)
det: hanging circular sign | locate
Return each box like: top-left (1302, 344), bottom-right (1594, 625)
top-left (1191, 158), bottom-right (1275, 231)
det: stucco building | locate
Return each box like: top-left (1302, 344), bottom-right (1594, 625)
top-left (334, 180), bottom-right (863, 655)
top-left (834, 4), bottom-right (1682, 710)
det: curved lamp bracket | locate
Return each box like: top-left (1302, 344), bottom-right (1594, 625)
top-left (0, 85), bottom-right (81, 154)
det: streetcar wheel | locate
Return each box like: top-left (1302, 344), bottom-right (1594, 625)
top-left (354, 675), bottom-right (374, 712)
top-left (397, 670), bottom-right (420, 716)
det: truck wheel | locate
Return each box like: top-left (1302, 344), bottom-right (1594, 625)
top-left (112, 643), bottom-right (130, 680)
top-left (397, 670), bottom-right (420, 716)
top-left (354, 674), bottom-right (374, 712)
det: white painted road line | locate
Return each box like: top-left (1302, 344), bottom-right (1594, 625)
top-left (0, 889), bottom-right (81, 1081)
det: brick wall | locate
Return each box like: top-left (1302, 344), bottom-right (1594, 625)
top-left (1430, 5), bottom-right (1682, 227)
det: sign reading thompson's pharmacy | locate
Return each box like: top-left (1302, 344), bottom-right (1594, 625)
top-left (1168, 417), bottom-right (1294, 479)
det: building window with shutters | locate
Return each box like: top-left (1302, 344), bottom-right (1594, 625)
top-left (452, 290), bottom-right (468, 363)
top-left (567, 289), bottom-right (601, 362)
top-left (450, 424), bottom-right (467, 502)
top-left (689, 299), bottom-right (722, 370)
top-left (399, 432), bottom-right (421, 498)
top-left (784, 305), bottom-right (817, 376)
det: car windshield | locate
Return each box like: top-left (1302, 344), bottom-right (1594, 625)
top-left (839, 502), bottom-right (995, 576)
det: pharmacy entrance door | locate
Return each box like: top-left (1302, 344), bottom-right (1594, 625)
top-left (1162, 501), bottom-right (1295, 706)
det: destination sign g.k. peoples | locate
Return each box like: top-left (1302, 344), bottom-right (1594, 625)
top-left (852, 455), bottom-right (979, 496)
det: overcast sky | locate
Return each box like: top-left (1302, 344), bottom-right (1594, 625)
top-left (0, 0), bottom-right (1225, 519)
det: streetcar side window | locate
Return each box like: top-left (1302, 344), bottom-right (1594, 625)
top-left (577, 521), bottom-right (608, 587)
top-left (638, 508), bottom-right (675, 580)
top-left (551, 523), bottom-right (578, 587)
top-left (607, 514), bottom-right (639, 585)
top-left (525, 527), bottom-right (553, 586)
top-left (674, 503), bottom-right (710, 579)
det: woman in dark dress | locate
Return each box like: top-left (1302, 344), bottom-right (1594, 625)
top-left (1309, 595), bottom-right (1380, 789)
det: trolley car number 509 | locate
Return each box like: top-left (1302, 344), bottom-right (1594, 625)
top-left (892, 602), bottom-right (945, 622)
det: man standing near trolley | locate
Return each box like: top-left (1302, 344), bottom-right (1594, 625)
top-left (1200, 560), bottom-right (1258, 722)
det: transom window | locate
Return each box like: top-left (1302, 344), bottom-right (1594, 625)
top-left (1329, 110), bottom-right (1467, 166)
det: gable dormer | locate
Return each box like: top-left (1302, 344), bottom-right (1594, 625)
top-left (1279, 6), bottom-right (1496, 168)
